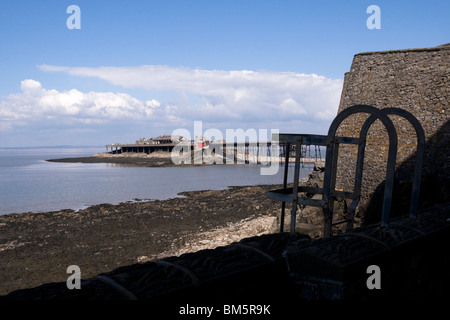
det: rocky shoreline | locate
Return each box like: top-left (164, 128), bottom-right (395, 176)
top-left (46, 152), bottom-right (187, 167)
top-left (2, 153), bottom-right (328, 296)
top-left (0, 184), bottom-right (291, 296)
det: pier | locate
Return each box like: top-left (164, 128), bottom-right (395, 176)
top-left (105, 142), bottom-right (325, 165)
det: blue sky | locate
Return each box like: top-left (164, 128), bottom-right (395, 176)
top-left (0, 0), bottom-right (448, 147)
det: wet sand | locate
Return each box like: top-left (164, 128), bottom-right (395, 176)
top-left (0, 184), bottom-right (283, 296)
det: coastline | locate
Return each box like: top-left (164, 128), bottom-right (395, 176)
top-left (45, 151), bottom-right (312, 167)
top-left (2, 152), bottom-right (323, 296)
top-left (46, 152), bottom-right (189, 167)
top-left (0, 184), bottom-right (285, 296)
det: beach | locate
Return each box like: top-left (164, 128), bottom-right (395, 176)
top-left (0, 183), bottom-right (284, 296)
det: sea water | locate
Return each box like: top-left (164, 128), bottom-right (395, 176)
top-left (0, 147), bottom-right (310, 215)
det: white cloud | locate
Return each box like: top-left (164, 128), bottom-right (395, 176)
top-left (1, 66), bottom-right (343, 142)
top-left (38, 64), bottom-right (343, 124)
top-left (0, 79), bottom-right (160, 128)
top-left (21, 79), bottom-right (42, 92)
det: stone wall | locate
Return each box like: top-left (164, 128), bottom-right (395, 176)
top-left (335, 44), bottom-right (449, 221)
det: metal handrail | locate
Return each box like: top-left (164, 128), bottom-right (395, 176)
top-left (267, 105), bottom-right (425, 237)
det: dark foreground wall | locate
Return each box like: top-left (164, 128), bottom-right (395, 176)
top-left (2, 202), bottom-right (449, 303)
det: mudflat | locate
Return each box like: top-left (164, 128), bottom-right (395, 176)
top-left (0, 184), bottom-right (282, 296)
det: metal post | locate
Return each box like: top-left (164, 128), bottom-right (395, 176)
top-left (382, 108), bottom-right (425, 219)
top-left (290, 140), bottom-right (302, 233)
top-left (280, 142), bottom-right (290, 233)
top-left (326, 105), bottom-right (398, 229)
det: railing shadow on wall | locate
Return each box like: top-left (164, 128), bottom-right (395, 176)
top-left (364, 118), bottom-right (450, 225)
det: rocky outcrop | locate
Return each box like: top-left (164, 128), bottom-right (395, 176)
top-left (138, 215), bottom-right (277, 262)
top-left (0, 184), bottom-right (283, 295)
